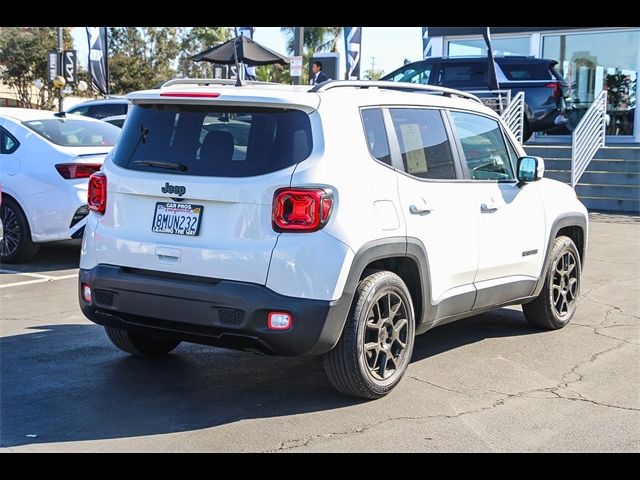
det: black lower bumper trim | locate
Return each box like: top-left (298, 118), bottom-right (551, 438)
top-left (71, 226), bottom-right (85, 239)
top-left (79, 265), bottom-right (351, 356)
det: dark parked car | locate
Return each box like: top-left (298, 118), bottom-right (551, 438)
top-left (382, 56), bottom-right (569, 141)
top-left (67, 97), bottom-right (129, 120)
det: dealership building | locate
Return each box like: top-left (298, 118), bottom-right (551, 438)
top-left (424, 27), bottom-right (639, 144)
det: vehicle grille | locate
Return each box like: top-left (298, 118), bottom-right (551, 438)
top-left (218, 308), bottom-right (245, 326)
top-left (93, 289), bottom-right (115, 307)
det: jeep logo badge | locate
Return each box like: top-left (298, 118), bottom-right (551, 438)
top-left (161, 182), bottom-right (186, 196)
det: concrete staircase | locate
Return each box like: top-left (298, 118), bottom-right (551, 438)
top-left (525, 145), bottom-right (640, 214)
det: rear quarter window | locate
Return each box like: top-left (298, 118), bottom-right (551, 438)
top-left (437, 62), bottom-right (488, 87)
top-left (112, 104), bottom-right (313, 177)
top-left (360, 108), bottom-right (391, 165)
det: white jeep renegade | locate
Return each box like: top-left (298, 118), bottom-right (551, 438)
top-left (79, 79), bottom-right (588, 399)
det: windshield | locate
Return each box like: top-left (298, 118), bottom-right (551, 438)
top-left (23, 118), bottom-right (120, 147)
top-left (111, 104), bottom-right (313, 177)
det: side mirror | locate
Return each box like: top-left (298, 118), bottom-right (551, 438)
top-left (517, 156), bottom-right (545, 183)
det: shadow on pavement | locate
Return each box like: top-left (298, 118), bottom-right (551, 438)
top-left (411, 306), bottom-right (538, 361)
top-left (0, 307), bottom-right (538, 447)
top-left (0, 240), bottom-right (81, 274)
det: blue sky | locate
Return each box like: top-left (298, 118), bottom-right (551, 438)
top-left (71, 27), bottom-right (423, 79)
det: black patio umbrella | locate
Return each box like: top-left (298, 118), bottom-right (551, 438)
top-left (189, 36), bottom-right (290, 67)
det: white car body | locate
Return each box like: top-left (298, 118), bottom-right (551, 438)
top-left (0, 108), bottom-right (116, 243)
top-left (78, 80), bottom-right (588, 397)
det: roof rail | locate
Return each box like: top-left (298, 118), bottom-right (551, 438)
top-left (309, 80), bottom-right (482, 104)
top-left (160, 78), bottom-right (277, 89)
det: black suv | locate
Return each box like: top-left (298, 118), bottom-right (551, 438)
top-left (382, 56), bottom-right (568, 141)
top-left (67, 98), bottom-right (129, 120)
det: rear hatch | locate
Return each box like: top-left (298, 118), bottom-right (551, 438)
top-left (497, 59), bottom-right (568, 111)
top-left (96, 94), bottom-right (317, 284)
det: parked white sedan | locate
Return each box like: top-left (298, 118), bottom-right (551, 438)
top-left (0, 108), bottom-right (120, 263)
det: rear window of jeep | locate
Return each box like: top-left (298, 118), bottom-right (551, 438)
top-left (112, 103), bottom-right (313, 177)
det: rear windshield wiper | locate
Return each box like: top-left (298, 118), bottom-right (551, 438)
top-left (133, 160), bottom-right (188, 172)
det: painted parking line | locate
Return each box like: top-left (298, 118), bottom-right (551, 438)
top-left (0, 273), bottom-right (78, 289)
top-left (0, 269), bottom-right (57, 280)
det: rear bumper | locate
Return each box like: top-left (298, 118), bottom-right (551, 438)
top-left (529, 108), bottom-right (567, 132)
top-left (28, 183), bottom-right (88, 242)
top-left (79, 265), bottom-right (351, 356)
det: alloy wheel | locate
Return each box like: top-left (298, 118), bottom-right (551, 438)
top-left (0, 206), bottom-right (21, 257)
top-left (552, 251), bottom-right (579, 317)
top-left (363, 291), bottom-right (410, 381)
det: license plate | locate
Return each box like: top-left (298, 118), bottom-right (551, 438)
top-left (151, 202), bottom-right (203, 236)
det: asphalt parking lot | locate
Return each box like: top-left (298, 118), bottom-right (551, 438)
top-left (1, 215), bottom-right (638, 452)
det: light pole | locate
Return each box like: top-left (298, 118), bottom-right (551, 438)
top-left (57, 27), bottom-right (64, 112)
top-left (293, 27), bottom-right (304, 85)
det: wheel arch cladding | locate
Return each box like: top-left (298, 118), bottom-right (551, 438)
top-left (342, 237), bottom-right (431, 328)
top-left (533, 213), bottom-right (587, 298)
top-left (360, 256), bottom-right (423, 329)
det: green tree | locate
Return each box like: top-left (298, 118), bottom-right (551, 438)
top-left (107, 53), bottom-right (155, 94)
top-left (178, 27), bottom-right (232, 77)
top-left (255, 64), bottom-right (291, 84)
top-left (280, 27), bottom-right (342, 84)
top-left (325, 27), bottom-right (342, 53)
top-left (0, 27), bottom-right (72, 109)
top-left (281, 27), bottom-right (341, 55)
top-left (364, 68), bottom-right (385, 80)
top-left (108, 27), bottom-right (181, 93)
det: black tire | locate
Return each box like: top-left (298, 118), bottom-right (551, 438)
top-left (105, 326), bottom-right (181, 356)
top-left (0, 197), bottom-right (40, 264)
top-left (323, 271), bottom-right (415, 399)
top-left (523, 236), bottom-right (581, 330)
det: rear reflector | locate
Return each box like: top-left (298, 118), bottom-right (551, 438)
top-left (268, 312), bottom-right (292, 330)
top-left (81, 283), bottom-right (92, 304)
top-left (88, 172), bottom-right (107, 214)
top-left (55, 163), bottom-right (102, 179)
top-left (160, 92), bottom-right (221, 98)
top-left (272, 188), bottom-right (333, 232)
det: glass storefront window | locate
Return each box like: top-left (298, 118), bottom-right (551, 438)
top-left (447, 37), bottom-right (530, 57)
top-left (543, 30), bottom-right (639, 136)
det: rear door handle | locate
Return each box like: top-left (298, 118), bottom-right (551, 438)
top-left (409, 204), bottom-right (433, 216)
top-left (481, 203), bottom-right (499, 213)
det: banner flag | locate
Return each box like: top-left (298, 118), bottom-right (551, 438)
top-left (344, 27), bottom-right (362, 80)
top-left (86, 27), bottom-right (108, 94)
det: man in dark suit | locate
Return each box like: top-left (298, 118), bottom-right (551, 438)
top-left (310, 61), bottom-right (329, 85)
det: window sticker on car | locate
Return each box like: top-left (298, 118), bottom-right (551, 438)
top-left (399, 123), bottom-right (428, 174)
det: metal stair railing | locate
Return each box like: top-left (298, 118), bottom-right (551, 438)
top-left (467, 89), bottom-right (512, 114)
top-left (571, 89), bottom-right (607, 188)
top-left (500, 91), bottom-right (525, 144)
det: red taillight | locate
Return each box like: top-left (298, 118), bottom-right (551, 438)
top-left (272, 188), bottom-right (333, 232)
top-left (546, 82), bottom-right (561, 99)
top-left (88, 172), bottom-right (107, 214)
top-left (159, 92), bottom-right (221, 98)
top-left (55, 163), bottom-right (102, 179)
